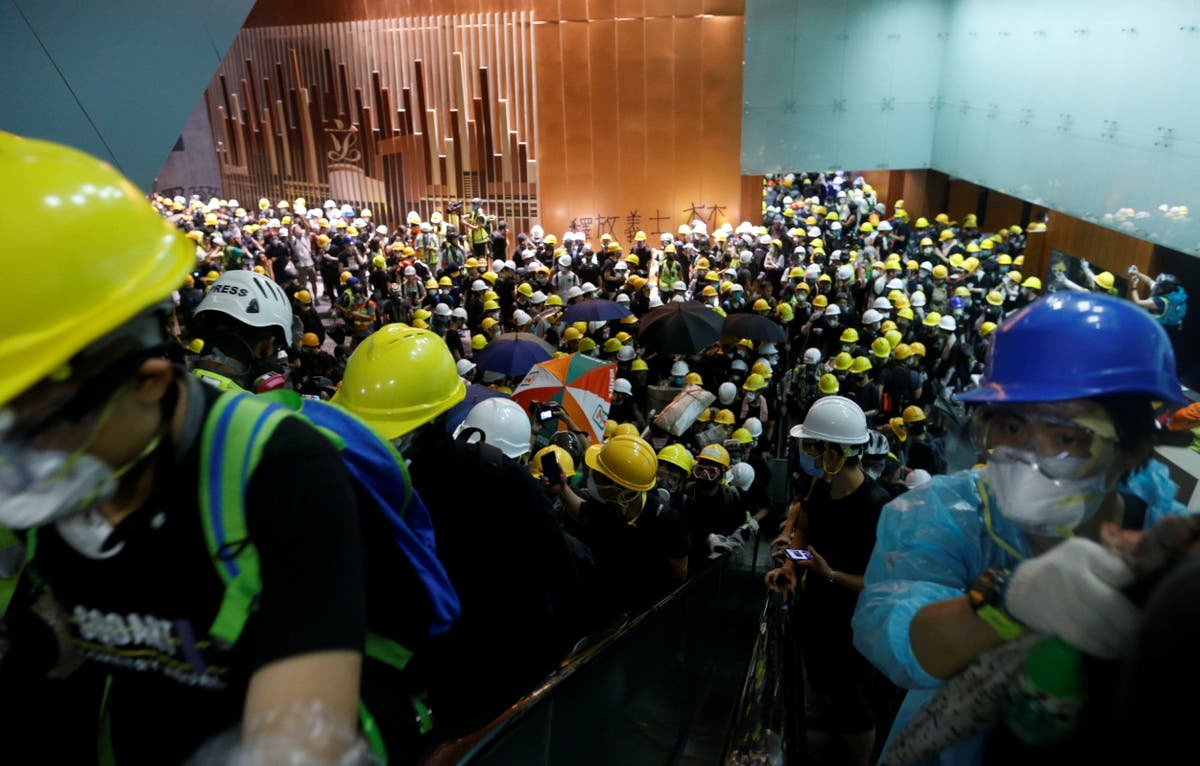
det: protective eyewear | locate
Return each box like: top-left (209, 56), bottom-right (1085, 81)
top-left (590, 471), bottom-right (642, 506)
top-left (971, 405), bottom-right (1116, 480)
top-left (691, 462), bottom-right (724, 483)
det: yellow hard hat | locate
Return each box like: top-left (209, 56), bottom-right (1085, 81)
top-left (932, 264), bottom-right (948, 279)
top-left (751, 361), bottom-right (772, 378)
top-left (0, 133), bottom-right (194, 406)
top-left (657, 443), bottom-right (695, 473)
top-left (577, 337), bottom-right (597, 352)
top-left (1095, 271), bottom-right (1115, 290)
top-left (546, 294), bottom-right (564, 307)
top-left (731, 428), bottom-right (754, 445)
top-left (604, 338), bottom-right (624, 354)
top-left (585, 434), bottom-right (659, 491)
top-left (482, 271), bottom-right (498, 284)
top-left (614, 422), bottom-right (640, 437)
top-left (938, 229), bottom-right (954, 242)
top-left (518, 283), bottom-right (534, 298)
top-left (986, 290), bottom-right (1004, 306)
top-left (850, 356), bottom-right (873, 374)
top-left (635, 230), bottom-right (647, 241)
top-left (471, 333), bottom-right (488, 350)
top-left (631, 358), bottom-right (649, 372)
top-left (483, 299), bottom-right (501, 312)
top-left (625, 254), bottom-right (640, 266)
top-left (997, 253), bottom-right (1013, 266)
top-left (840, 327), bottom-right (860, 344)
top-left (818, 373), bottom-right (839, 394)
top-left (1008, 271), bottom-right (1023, 285)
top-left (481, 317), bottom-right (499, 332)
top-left (484, 290), bottom-right (500, 302)
top-left (753, 298), bottom-right (771, 312)
top-left (922, 311), bottom-right (943, 328)
top-left (881, 320), bottom-right (898, 333)
top-left (742, 372), bottom-right (767, 392)
top-left (425, 278), bottom-right (439, 290)
top-left (833, 352), bottom-right (854, 371)
top-left (714, 408), bottom-right (737, 425)
top-left (562, 326), bottom-right (582, 341)
top-left (702, 285), bottom-right (718, 297)
top-left (897, 306), bottom-right (915, 320)
top-left (909, 341), bottom-right (926, 357)
top-left (902, 405), bottom-right (926, 423)
top-left (698, 443), bottom-right (732, 469)
top-left (531, 445), bottom-right (577, 479)
top-left (696, 257), bottom-right (710, 269)
top-left (871, 337), bottom-right (892, 359)
top-left (1013, 255), bottom-right (1025, 266)
top-left (301, 332), bottom-right (321, 348)
top-left (980, 321), bottom-right (998, 337)
top-left (916, 217), bottom-right (930, 229)
top-left (186, 337), bottom-right (205, 354)
top-left (684, 371), bottom-right (704, 385)
top-left (884, 329), bottom-right (903, 349)
top-left (372, 255), bottom-right (387, 269)
top-left (892, 343), bottom-right (913, 361)
top-left (297, 291), bottom-right (315, 308)
top-left (332, 324), bottom-right (466, 439)
top-left (317, 234), bottom-right (331, 248)
top-left (1021, 276), bottom-right (1042, 290)
top-left (697, 407), bottom-right (713, 423)
top-left (812, 295), bottom-right (828, 309)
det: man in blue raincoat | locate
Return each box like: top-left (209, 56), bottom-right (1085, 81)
top-left (852, 292), bottom-right (1187, 765)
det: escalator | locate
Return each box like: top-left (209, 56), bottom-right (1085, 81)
top-left (423, 528), bottom-right (776, 766)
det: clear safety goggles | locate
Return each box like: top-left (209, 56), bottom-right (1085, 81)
top-left (691, 461), bottom-right (724, 483)
top-left (590, 471), bottom-right (642, 507)
top-left (970, 404), bottom-right (1116, 480)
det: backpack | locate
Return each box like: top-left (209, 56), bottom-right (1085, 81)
top-left (1156, 287), bottom-right (1188, 327)
top-left (198, 390), bottom-right (462, 750)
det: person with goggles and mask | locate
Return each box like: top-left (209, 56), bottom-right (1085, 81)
top-left (0, 135), bottom-right (384, 764)
top-left (767, 395), bottom-right (896, 764)
top-left (852, 291), bottom-right (1187, 765)
top-left (678, 444), bottom-right (747, 568)
top-left (557, 434), bottom-right (688, 621)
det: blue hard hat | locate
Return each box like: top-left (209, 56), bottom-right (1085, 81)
top-left (949, 296), bottom-right (966, 310)
top-left (960, 292), bottom-right (1182, 404)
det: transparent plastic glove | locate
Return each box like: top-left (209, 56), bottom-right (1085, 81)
top-left (744, 511), bottom-right (760, 533)
top-left (1005, 537), bottom-right (1139, 659)
top-left (184, 702), bottom-right (384, 766)
top-left (708, 532), bottom-right (742, 558)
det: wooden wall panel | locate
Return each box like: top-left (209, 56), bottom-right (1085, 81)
top-left (204, 10), bottom-right (540, 231)
top-left (1044, 211), bottom-right (1154, 278)
top-left (983, 190), bottom-right (1025, 232)
top-left (947, 179), bottom-right (984, 224)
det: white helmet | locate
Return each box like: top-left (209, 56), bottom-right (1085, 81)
top-left (504, 260), bottom-right (517, 272)
top-left (194, 270), bottom-right (294, 345)
top-left (836, 265), bottom-right (853, 281)
top-left (919, 260), bottom-right (933, 272)
top-left (530, 291), bottom-right (547, 304)
top-left (788, 395), bottom-right (869, 445)
top-left (530, 224), bottom-right (545, 241)
top-left (670, 360), bottom-right (689, 377)
top-left (617, 345), bottom-right (637, 362)
top-left (376, 225), bottom-right (389, 235)
top-left (420, 222), bottom-right (433, 233)
top-left (865, 430), bottom-right (890, 457)
top-left (588, 321), bottom-right (607, 334)
top-left (671, 295), bottom-right (686, 303)
top-left (565, 285), bottom-right (584, 300)
top-left (825, 304), bottom-right (842, 317)
top-left (910, 291), bottom-right (927, 308)
top-left (615, 293), bottom-right (630, 304)
top-left (456, 358), bottom-right (477, 377)
top-left (673, 280), bottom-right (687, 292)
top-left (492, 259), bottom-right (506, 272)
top-left (451, 307), bottom-right (469, 320)
top-left (873, 297), bottom-right (893, 311)
top-left (512, 309), bottom-right (532, 326)
top-left (803, 348), bottom-right (822, 365)
top-left (405, 266), bottom-right (418, 276)
top-left (861, 309), bottom-right (884, 325)
top-left (758, 342), bottom-right (778, 356)
top-left (323, 199), bottom-right (336, 209)
top-left (731, 358), bottom-right (749, 373)
top-left (804, 264), bottom-right (821, 280)
top-left (581, 282), bottom-right (598, 294)
top-left (877, 220), bottom-right (893, 232)
top-left (453, 398), bottom-right (532, 459)
top-left (739, 251), bottom-right (754, 264)
top-left (648, 294), bottom-right (664, 308)
top-left (471, 279), bottom-right (487, 292)
top-left (558, 255), bottom-right (573, 268)
top-left (718, 381), bottom-right (738, 405)
top-left (938, 315), bottom-right (958, 331)
top-left (743, 417), bottom-right (763, 439)
top-left (829, 221), bottom-right (843, 232)
top-left (614, 261), bottom-right (628, 272)
top-left (905, 468), bottom-right (933, 490)
top-left (886, 278), bottom-right (906, 291)
top-left (434, 303), bottom-right (453, 317)
top-left (614, 377), bottom-right (633, 396)
top-left (730, 462), bottom-right (755, 492)
top-left (407, 210), bottom-right (422, 225)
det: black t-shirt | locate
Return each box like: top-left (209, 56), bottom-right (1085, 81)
top-left (25, 381), bottom-right (368, 764)
top-left (802, 475), bottom-right (889, 633)
top-left (573, 493), bottom-right (689, 621)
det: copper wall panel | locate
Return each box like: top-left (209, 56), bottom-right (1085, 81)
top-left (533, 3), bottom-right (746, 242)
top-left (204, 10), bottom-right (539, 230)
top-left (983, 191), bottom-right (1025, 233)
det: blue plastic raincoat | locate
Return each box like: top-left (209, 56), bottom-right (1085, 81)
top-left (852, 460), bottom-right (1185, 765)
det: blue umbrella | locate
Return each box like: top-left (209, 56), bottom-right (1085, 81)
top-left (444, 384), bottom-right (508, 434)
top-left (559, 298), bottom-right (631, 325)
top-left (472, 333), bottom-right (556, 377)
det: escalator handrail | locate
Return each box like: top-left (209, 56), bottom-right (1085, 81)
top-left (423, 521), bottom-right (760, 765)
top-left (721, 589), bottom-right (794, 765)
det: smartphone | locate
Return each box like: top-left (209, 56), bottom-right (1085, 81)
top-left (784, 548), bottom-right (813, 561)
top-left (542, 451), bottom-right (563, 485)
top-left (537, 404), bottom-right (556, 421)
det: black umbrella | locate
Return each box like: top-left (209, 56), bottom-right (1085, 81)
top-left (560, 298), bottom-right (631, 325)
top-left (639, 301), bottom-right (725, 355)
top-left (723, 312), bottom-right (788, 343)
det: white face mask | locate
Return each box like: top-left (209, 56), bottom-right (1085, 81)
top-left (55, 508), bottom-right (124, 559)
top-left (986, 453), bottom-right (1111, 537)
top-left (0, 448), bottom-right (119, 530)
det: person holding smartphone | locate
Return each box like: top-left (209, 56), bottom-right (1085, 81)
top-left (766, 396), bottom-right (894, 766)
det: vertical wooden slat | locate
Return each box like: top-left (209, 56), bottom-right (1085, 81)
top-left (275, 99), bottom-right (292, 177)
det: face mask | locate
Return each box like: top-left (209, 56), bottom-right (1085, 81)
top-left (864, 465), bottom-right (883, 481)
top-left (986, 452), bottom-right (1111, 537)
top-left (0, 448), bottom-right (119, 529)
top-left (798, 451), bottom-right (824, 477)
top-left (827, 318), bottom-right (839, 328)
top-left (587, 473), bottom-right (644, 522)
top-left (55, 508), bottom-right (124, 560)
